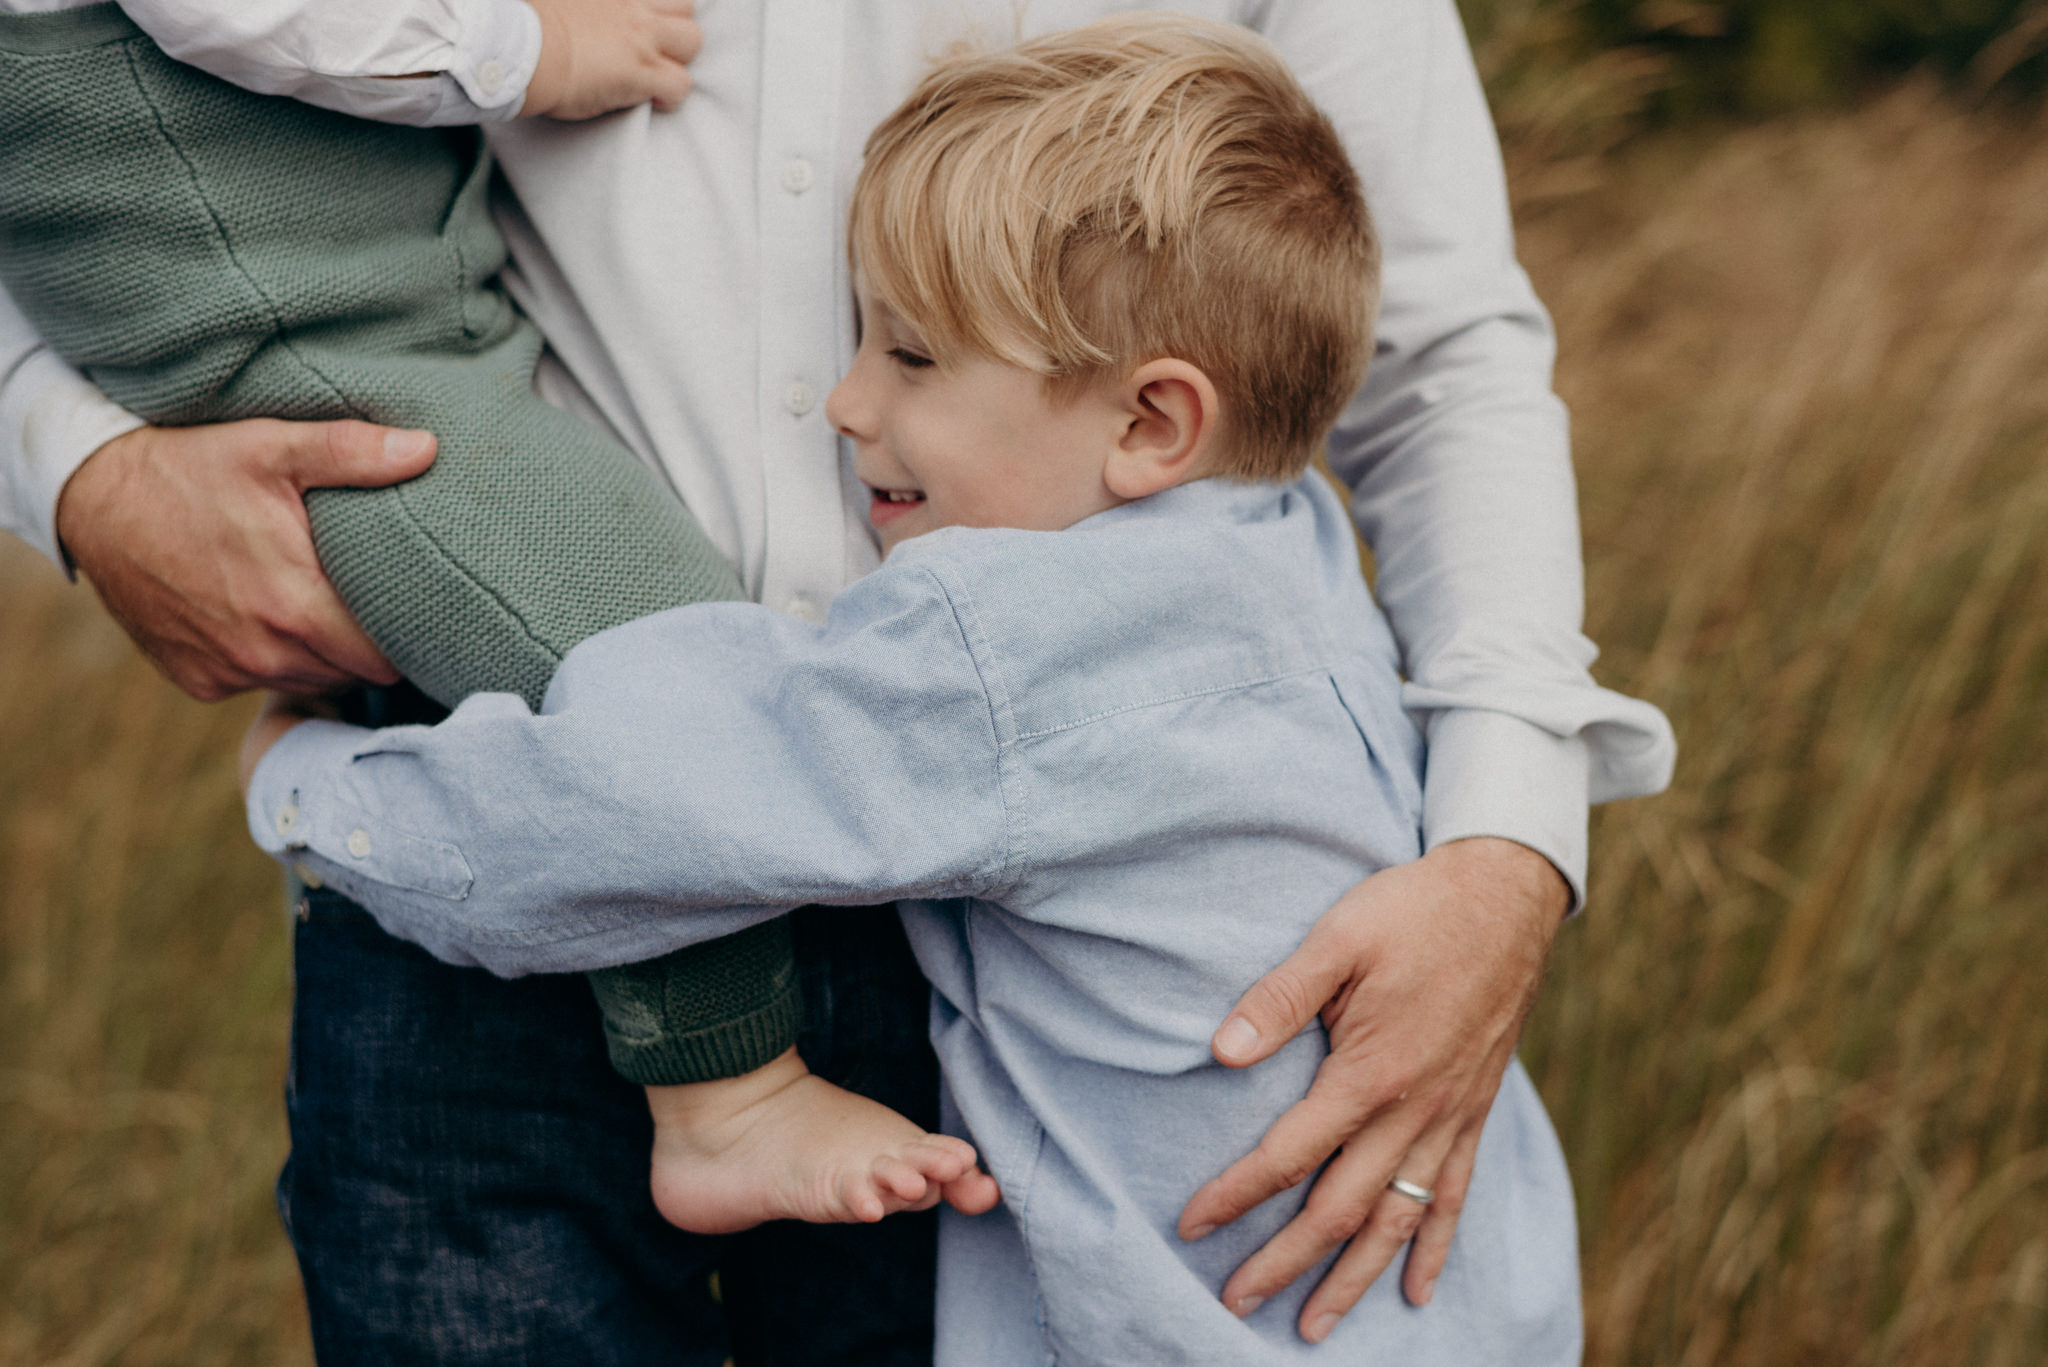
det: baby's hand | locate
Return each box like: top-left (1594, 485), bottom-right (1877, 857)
top-left (521, 0), bottom-right (703, 121)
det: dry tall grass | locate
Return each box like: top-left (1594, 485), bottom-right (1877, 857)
top-left (1519, 86), bottom-right (2048, 1367)
top-left (0, 563), bottom-right (307, 1363)
top-left (2, 86), bottom-right (2044, 1367)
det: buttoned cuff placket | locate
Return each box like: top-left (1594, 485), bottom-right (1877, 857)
top-left (248, 720), bottom-right (475, 905)
top-left (439, 0), bottom-right (542, 121)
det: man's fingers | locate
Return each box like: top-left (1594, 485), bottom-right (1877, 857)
top-left (1212, 1119), bottom-right (1423, 1321)
top-left (219, 632), bottom-right (366, 695)
top-left (1292, 1122), bottom-right (1462, 1341)
top-left (1401, 1122), bottom-right (1481, 1307)
top-left (290, 597), bottom-right (402, 686)
top-left (1213, 920), bottom-right (1363, 1068)
top-left (1179, 1074), bottom-right (1383, 1238)
top-left (274, 420), bottom-right (436, 491)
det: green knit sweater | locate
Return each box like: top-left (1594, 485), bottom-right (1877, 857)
top-left (0, 3), bottom-right (798, 1085)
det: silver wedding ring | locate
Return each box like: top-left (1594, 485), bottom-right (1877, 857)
top-left (1387, 1176), bottom-right (1436, 1205)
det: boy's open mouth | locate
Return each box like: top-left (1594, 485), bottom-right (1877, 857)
top-left (867, 485), bottom-right (927, 528)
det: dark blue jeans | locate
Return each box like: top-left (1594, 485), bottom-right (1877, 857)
top-left (281, 892), bottom-right (940, 1366)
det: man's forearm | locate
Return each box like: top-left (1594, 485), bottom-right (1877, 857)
top-left (1265, 0), bottom-right (1674, 902)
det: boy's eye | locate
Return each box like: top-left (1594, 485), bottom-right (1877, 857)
top-left (887, 346), bottom-right (935, 370)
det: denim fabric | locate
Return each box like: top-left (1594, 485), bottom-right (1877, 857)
top-left (256, 476), bottom-right (1613, 1363)
top-left (282, 892), bottom-right (938, 1366)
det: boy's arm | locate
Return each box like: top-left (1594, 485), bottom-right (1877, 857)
top-left (242, 567), bottom-right (1014, 978)
top-left (1182, 0), bottom-right (1676, 1338)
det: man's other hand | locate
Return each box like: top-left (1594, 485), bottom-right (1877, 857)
top-left (55, 418), bottom-right (436, 702)
top-left (1177, 836), bottom-right (1570, 1342)
top-left (523, 0), bottom-right (703, 121)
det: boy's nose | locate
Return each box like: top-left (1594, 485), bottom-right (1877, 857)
top-left (825, 368), bottom-right (872, 444)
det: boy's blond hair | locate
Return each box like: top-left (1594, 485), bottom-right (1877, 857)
top-left (850, 14), bottom-right (1378, 481)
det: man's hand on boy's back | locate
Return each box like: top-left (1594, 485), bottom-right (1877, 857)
top-left (55, 419), bottom-right (436, 701)
top-left (1181, 837), bottom-right (1570, 1341)
top-left (521, 0), bottom-right (703, 122)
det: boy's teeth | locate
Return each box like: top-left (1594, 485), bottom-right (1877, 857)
top-left (882, 489), bottom-right (922, 502)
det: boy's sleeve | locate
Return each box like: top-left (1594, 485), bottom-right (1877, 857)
top-left (1260, 0), bottom-right (1675, 907)
top-left (245, 563), bottom-right (1017, 977)
top-left (118, 0), bottom-right (540, 125)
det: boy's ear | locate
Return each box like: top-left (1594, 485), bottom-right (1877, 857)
top-left (1105, 359), bottom-right (1222, 500)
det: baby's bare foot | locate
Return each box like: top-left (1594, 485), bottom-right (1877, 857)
top-left (646, 1047), bottom-right (996, 1234)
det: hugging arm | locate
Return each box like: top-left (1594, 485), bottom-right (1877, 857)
top-left (1187, 0), bottom-right (1677, 1338)
top-left (245, 568), bottom-right (1011, 976)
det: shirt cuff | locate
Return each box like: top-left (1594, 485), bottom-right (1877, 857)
top-left (247, 719), bottom-right (476, 903)
top-left (0, 349), bottom-right (145, 575)
top-left (311, 0), bottom-right (541, 125)
top-left (444, 0), bottom-right (543, 119)
top-left (1421, 708), bottom-right (1591, 912)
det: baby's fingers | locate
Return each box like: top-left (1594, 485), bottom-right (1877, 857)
top-left (651, 1), bottom-right (704, 63)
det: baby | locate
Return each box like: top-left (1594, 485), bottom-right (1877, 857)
top-left (243, 16), bottom-right (1589, 1361)
top-left (0, 0), bottom-right (982, 1233)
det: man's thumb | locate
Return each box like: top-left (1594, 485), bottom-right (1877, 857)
top-left (1213, 928), bottom-right (1351, 1068)
top-left (285, 420), bottom-right (437, 490)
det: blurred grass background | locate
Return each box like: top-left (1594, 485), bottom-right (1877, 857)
top-left (4, 3), bottom-right (2047, 1363)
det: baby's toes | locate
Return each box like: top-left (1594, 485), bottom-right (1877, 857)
top-left (870, 1153), bottom-right (934, 1208)
top-left (905, 1135), bottom-right (979, 1184)
top-left (941, 1167), bottom-right (1002, 1217)
top-left (842, 1179), bottom-right (889, 1224)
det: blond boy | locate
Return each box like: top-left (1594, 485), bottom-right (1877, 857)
top-left (247, 18), bottom-right (1607, 1360)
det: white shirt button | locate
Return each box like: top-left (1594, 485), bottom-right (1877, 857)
top-left (275, 804), bottom-right (299, 837)
top-left (346, 828), bottom-right (373, 859)
top-left (293, 862), bottom-right (324, 891)
top-left (783, 380), bottom-right (816, 417)
top-left (785, 595), bottom-right (826, 625)
top-left (781, 157), bottom-right (815, 194)
top-left (475, 59), bottom-right (506, 99)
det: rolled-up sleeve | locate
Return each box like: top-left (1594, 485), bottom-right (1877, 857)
top-left (1263, 0), bottom-right (1675, 905)
top-left (122, 0), bottom-right (542, 125)
top-left (247, 566), bottom-right (1016, 976)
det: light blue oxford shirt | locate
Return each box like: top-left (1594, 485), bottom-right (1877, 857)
top-left (251, 474), bottom-right (1671, 1364)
